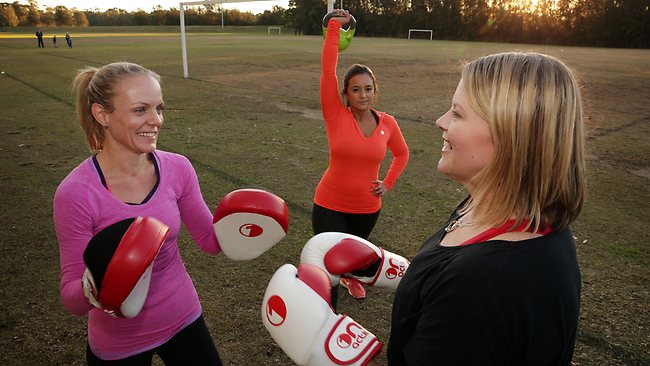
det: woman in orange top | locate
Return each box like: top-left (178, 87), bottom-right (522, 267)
top-left (314, 9), bottom-right (409, 307)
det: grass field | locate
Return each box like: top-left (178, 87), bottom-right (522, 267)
top-left (0, 27), bottom-right (648, 365)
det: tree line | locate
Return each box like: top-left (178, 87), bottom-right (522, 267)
top-left (1, 0), bottom-right (647, 48)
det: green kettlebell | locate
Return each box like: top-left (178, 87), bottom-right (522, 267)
top-left (322, 12), bottom-right (357, 52)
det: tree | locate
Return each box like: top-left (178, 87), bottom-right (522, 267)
top-left (256, 6), bottom-right (286, 25)
top-left (54, 5), bottom-right (74, 25)
top-left (132, 10), bottom-right (150, 25)
top-left (11, 1), bottom-right (28, 25)
top-left (26, 2), bottom-right (40, 25)
top-left (286, 0), bottom-right (326, 35)
top-left (73, 10), bottom-right (89, 26)
top-left (0, 3), bottom-right (19, 26)
top-left (150, 5), bottom-right (166, 26)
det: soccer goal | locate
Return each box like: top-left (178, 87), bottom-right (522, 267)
top-left (179, 0), bottom-right (280, 79)
top-left (408, 29), bottom-right (433, 40)
top-left (267, 26), bottom-right (282, 35)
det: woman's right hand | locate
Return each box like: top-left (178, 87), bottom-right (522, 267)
top-left (331, 9), bottom-right (352, 27)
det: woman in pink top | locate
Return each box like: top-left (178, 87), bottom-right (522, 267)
top-left (314, 9), bottom-right (409, 306)
top-left (53, 62), bottom-right (223, 365)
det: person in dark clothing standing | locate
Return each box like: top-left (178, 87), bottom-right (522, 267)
top-left (36, 29), bottom-right (44, 48)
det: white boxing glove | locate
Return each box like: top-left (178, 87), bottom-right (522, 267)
top-left (213, 188), bottom-right (289, 260)
top-left (300, 232), bottom-right (409, 291)
top-left (262, 263), bottom-right (382, 366)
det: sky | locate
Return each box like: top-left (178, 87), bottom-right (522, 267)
top-left (32, 0), bottom-right (290, 14)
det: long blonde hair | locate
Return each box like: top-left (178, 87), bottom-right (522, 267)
top-left (72, 62), bottom-right (161, 151)
top-left (461, 52), bottom-right (586, 231)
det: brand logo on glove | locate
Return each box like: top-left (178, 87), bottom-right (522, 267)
top-left (336, 322), bottom-right (369, 349)
top-left (265, 295), bottom-right (287, 326)
top-left (239, 223), bottom-right (263, 237)
top-left (385, 258), bottom-right (406, 280)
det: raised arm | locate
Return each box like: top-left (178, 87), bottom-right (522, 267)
top-left (320, 11), bottom-right (351, 123)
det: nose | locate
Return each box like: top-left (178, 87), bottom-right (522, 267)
top-left (435, 111), bottom-right (449, 130)
top-left (149, 109), bottom-right (163, 126)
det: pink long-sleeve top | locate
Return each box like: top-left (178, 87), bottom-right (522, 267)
top-left (53, 150), bottom-right (221, 360)
top-left (316, 20), bottom-right (410, 214)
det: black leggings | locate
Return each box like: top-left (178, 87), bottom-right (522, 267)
top-left (312, 203), bottom-right (380, 239)
top-left (312, 203), bottom-right (380, 310)
top-left (86, 315), bottom-right (223, 366)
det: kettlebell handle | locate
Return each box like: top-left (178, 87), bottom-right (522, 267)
top-left (322, 12), bottom-right (357, 31)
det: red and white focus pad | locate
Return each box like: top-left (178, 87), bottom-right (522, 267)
top-left (83, 216), bottom-right (169, 318)
top-left (262, 264), bottom-right (382, 366)
top-left (213, 188), bottom-right (288, 260)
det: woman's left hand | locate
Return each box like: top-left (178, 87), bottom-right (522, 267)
top-left (371, 180), bottom-right (387, 196)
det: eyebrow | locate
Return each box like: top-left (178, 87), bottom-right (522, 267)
top-left (130, 101), bottom-right (164, 106)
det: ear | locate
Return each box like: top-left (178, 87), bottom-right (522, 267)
top-left (91, 103), bottom-right (109, 128)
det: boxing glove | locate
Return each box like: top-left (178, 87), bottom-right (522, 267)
top-left (262, 263), bottom-right (382, 366)
top-left (213, 188), bottom-right (289, 260)
top-left (300, 232), bottom-right (409, 291)
top-left (83, 216), bottom-right (169, 318)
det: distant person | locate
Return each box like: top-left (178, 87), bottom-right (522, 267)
top-left (54, 61), bottom-right (287, 365)
top-left (53, 35), bottom-right (57, 47)
top-left (65, 32), bottom-right (72, 48)
top-left (314, 9), bottom-right (409, 306)
top-left (36, 29), bottom-right (44, 48)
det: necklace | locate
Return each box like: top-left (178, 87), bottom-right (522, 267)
top-left (444, 218), bottom-right (464, 233)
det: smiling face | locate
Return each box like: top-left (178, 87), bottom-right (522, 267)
top-left (435, 80), bottom-right (494, 191)
top-left (344, 73), bottom-right (376, 112)
top-left (96, 74), bottom-right (164, 155)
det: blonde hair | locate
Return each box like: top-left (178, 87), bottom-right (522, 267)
top-left (72, 62), bottom-right (161, 151)
top-left (461, 52), bottom-right (586, 231)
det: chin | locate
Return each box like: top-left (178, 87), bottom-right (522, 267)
top-left (140, 144), bottom-right (157, 153)
top-left (436, 159), bottom-right (448, 174)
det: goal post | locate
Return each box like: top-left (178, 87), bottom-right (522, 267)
top-left (179, 0), bottom-right (279, 79)
top-left (267, 26), bottom-right (281, 35)
top-left (408, 29), bottom-right (433, 40)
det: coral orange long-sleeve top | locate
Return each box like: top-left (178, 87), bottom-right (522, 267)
top-left (314, 20), bottom-right (410, 214)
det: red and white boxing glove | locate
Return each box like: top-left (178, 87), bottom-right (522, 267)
top-left (262, 263), bottom-right (382, 366)
top-left (300, 232), bottom-right (409, 291)
top-left (83, 216), bottom-right (169, 318)
top-left (213, 188), bottom-right (289, 260)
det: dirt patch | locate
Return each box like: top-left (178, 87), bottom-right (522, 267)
top-left (275, 102), bottom-right (322, 121)
top-left (630, 168), bottom-right (650, 179)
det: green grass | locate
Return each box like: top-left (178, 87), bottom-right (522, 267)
top-left (0, 26), bottom-right (648, 365)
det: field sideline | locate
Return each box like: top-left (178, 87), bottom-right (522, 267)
top-left (0, 27), bottom-right (648, 365)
